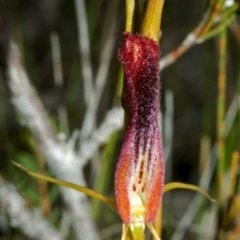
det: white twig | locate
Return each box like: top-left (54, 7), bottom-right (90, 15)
top-left (51, 33), bottom-right (64, 87)
top-left (7, 42), bottom-right (99, 240)
top-left (80, 18), bottom-right (117, 141)
top-left (160, 4), bottom-right (237, 71)
top-left (160, 54), bottom-right (176, 71)
top-left (160, 31), bottom-right (198, 71)
top-left (74, 0), bottom-right (93, 104)
top-left (163, 90), bottom-right (174, 182)
top-left (0, 176), bottom-right (65, 240)
top-left (79, 106), bottom-right (124, 165)
top-left (51, 32), bottom-right (70, 136)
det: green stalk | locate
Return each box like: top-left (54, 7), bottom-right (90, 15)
top-left (141, 0), bottom-right (165, 42)
top-left (91, 132), bottom-right (119, 220)
top-left (126, 0), bottom-right (135, 32)
top-left (217, 28), bottom-right (227, 202)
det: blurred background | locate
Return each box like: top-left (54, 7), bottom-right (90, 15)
top-left (0, 0), bottom-right (239, 239)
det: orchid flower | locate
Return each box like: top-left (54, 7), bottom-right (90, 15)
top-left (12, 1), bottom-right (215, 239)
top-left (115, 32), bottom-right (164, 239)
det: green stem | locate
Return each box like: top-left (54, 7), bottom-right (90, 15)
top-left (217, 28), bottom-right (227, 202)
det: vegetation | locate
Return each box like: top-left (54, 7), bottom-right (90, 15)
top-left (0, 0), bottom-right (239, 239)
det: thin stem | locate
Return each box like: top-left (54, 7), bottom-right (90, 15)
top-left (147, 223), bottom-right (161, 240)
top-left (154, 204), bottom-right (163, 240)
top-left (121, 224), bottom-right (129, 240)
top-left (197, 14), bottom-right (236, 43)
top-left (199, 0), bottom-right (223, 36)
top-left (7, 41), bottom-right (99, 240)
top-left (160, 2), bottom-right (237, 70)
top-left (217, 28), bottom-right (227, 202)
top-left (141, 0), bottom-right (165, 42)
top-left (50, 32), bottom-right (69, 136)
top-left (80, 10), bottom-right (117, 142)
top-left (35, 149), bottom-right (51, 216)
top-left (227, 151), bottom-right (239, 198)
top-left (171, 91), bottom-right (240, 240)
top-left (126, 0), bottom-right (135, 32)
top-left (74, 0), bottom-right (93, 104)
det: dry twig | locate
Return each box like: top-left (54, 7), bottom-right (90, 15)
top-left (7, 41), bottom-right (99, 240)
top-left (0, 176), bottom-right (65, 240)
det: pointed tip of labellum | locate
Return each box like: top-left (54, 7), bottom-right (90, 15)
top-left (115, 33), bottom-right (164, 226)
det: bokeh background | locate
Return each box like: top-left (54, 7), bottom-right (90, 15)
top-left (0, 0), bottom-right (239, 239)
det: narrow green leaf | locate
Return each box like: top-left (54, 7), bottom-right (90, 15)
top-left (164, 182), bottom-right (215, 202)
top-left (12, 161), bottom-right (117, 210)
top-left (91, 132), bottom-right (119, 220)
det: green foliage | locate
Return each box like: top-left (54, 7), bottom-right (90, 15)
top-left (1, 0), bottom-right (240, 239)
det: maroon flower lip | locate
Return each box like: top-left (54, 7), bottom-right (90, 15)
top-left (115, 33), bottom-right (165, 225)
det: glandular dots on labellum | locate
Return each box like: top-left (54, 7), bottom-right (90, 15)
top-left (115, 33), bottom-right (164, 236)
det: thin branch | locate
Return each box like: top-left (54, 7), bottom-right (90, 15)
top-left (163, 90), bottom-right (174, 181)
top-left (0, 176), bottom-right (65, 240)
top-left (79, 106), bottom-right (124, 165)
top-left (171, 92), bottom-right (240, 240)
top-left (79, 13), bottom-right (117, 142)
top-left (216, 28), bottom-right (227, 201)
top-left (51, 32), bottom-right (70, 136)
top-left (163, 90), bottom-right (174, 165)
top-left (7, 41), bottom-right (99, 240)
top-left (74, 0), bottom-right (93, 104)
top-left (160, 3), bottom-right (237, 70)
top-left (170, 146), bottom-right (217, 240)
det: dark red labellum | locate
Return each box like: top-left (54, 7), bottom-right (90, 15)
top-left (115, 33), bottom-right (165, 224)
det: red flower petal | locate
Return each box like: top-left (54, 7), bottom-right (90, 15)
top-left (115, 33), bottom-right (165, 224)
